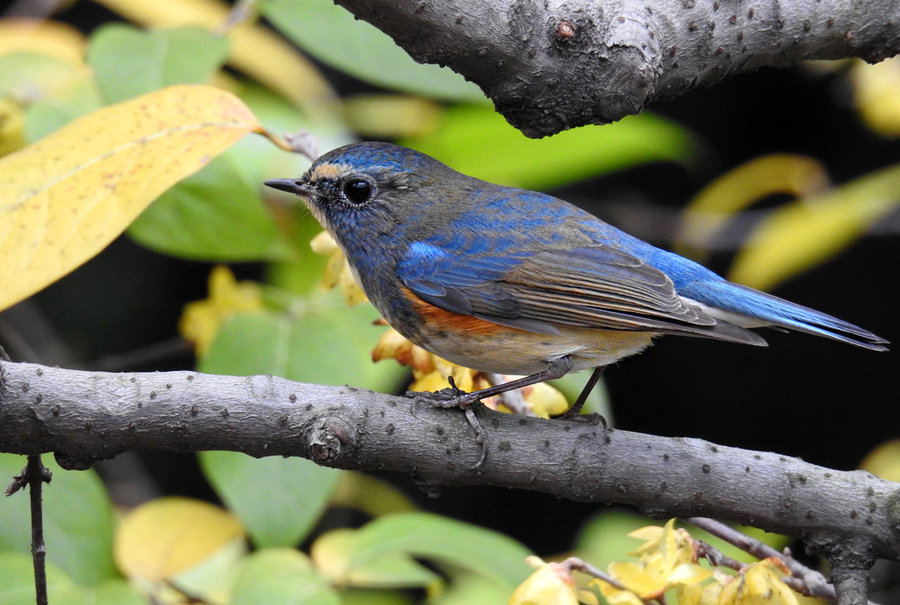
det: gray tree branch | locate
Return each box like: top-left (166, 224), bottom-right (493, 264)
top-left (1, 359), bottom-right (899, 574)
top-left (334, 0), bottom-right (900, 136)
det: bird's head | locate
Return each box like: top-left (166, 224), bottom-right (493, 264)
top-left (265, 142), bottom-right (447, 251)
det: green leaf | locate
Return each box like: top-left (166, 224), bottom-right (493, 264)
top-left (127, 82), bottom-right (352, 263)
top-left (312, 529), bottom-right (440, 589)
top-left (0, 553), bottom-right (83, 605)
top-left (0, 454), bottom-right (116, 586)
top-left (551, 372), bottom-right (612, 420)
top-left (573, 510), bottom-right (659, 569)
top-left (199, 289), bottom-right (403, 392)
top-left (262, 0), bottom-right (485, 102)
top-left (404, 105), bottom-right (695, 189)
top-left (234, 83), bottom-right (353, 183)
top-left (198, 451), bottom-right (340, 548)
top-left (87, 24), bottom-right (229, 103)
top-left (427, 571), bottom-right (511, 605)
top-left (24, 71), bottom-right (104, 142)
top-left (127, 82), bottom-right (353, 263)
top-left (264, 214), bottom-right (332, 296)
top-left (339, 587), bottom-right (415, 605)
top-left (0, 52), bottom-right (79, 100)
top-left (84, 579), bottom-right (147, 605)
top-left (127, 146), bottom-right (296, 261)
top-left (347, 513), bottom-right (532, 591)
top-left (196, 291), bottom-right (404, 548)
top-left (231, 548), bottom-right (340, 605)
top-left (0, 552), bottom-right (142, 605)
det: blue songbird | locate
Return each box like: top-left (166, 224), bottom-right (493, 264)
top-left (265, 142), bottom-right (887, 416)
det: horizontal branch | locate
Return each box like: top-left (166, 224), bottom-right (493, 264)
top-left (1, 360), bottom-right (899, 564)
top-left (335, 0), bottom-right (900, 136)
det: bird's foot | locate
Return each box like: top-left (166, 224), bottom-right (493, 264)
top-left (564, 411), bottom-right (608, 429)
top-left (406, 377), bottom-right (487, 467)
top-left (405, 376), bottom-right (480, 409)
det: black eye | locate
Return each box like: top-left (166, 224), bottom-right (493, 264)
top-left (343, 178), bottom-right (373, 205)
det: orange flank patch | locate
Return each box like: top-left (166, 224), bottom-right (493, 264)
top-left (401, 286), bottom-right (526, 337)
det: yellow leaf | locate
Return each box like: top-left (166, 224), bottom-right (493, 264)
top-left (667, 562), bottom-right (712, 585)
top-left (179, 265), bottom-right (264, 354)
top-left (718, 559), bottom-right (798, 605)
top-left (605, 593), bottom-right (645, 605)
top-left (729, 163), bottom-right (900, 290)
top-left (577, 590), bottom-right (600, 605)
top-left (372, 327), bottom-right (437, 374)
top-left (859, 439), bottom-right (900, 482)
top-left (0, 84), bottom-right (261, 311)
top-left (627, 524), bottom-right (665, 556)
top-left (372, 325), bottom-right (570, 416)
top-left (508, 561), bottom-right (579, 605)
top-left (675, 580), bottom-right (724, 605)
top-left (310, 528), bottom-right (357, 582)
top-left (851, 57), bottom-right (900, 137)
top-left (310, 229), bottom-right (369, 304)
top-left (340, 260), bottom-right (369, 305)
top-left (675, 155), bottom-right (829, 262)
top-left (309, 229), bottom-right (338, 255)
top-left (607, 561), bottom-right (662, 596)
top-left (115, 497), bottom-right (245, 582)
top-left (93, 0), bottom-right (340, 121)
top-left (524, 381), bottom-right (570, 419)
top-left (0, 98), bottom-right (26, 157)
top-left (0, 19), bottom-right (86, 65)
top-left (604, 520), bottom-right (701, 600)
top-left (330, 472), bottom-right (418, 517)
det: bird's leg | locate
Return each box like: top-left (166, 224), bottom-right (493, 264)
top-left (408, 356), bottom-right (575, 410)
top-left (406, 358), bottom-right (574, 469)
top-left (463, 407), bottom-right (487, 467)
top-left (563, 366), bottom-right (606, 419)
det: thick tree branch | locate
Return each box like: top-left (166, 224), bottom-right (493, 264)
top-left (334, 0), bottom-right (900, 136)
top-left (1, 360), bottom-right (899, 569)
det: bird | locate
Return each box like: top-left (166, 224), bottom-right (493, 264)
top-left (265, 142), bottom-right (888, 416)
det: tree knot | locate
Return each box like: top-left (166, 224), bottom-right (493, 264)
top-left (308, 418), bottom-right (354, 463)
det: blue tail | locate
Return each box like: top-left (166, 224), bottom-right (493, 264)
top-left (689, 280), bottom-right (888, 351)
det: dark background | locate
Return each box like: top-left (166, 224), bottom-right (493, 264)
top-left (2, 0), bottom-right (898, 572)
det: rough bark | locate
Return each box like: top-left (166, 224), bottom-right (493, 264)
top-left (334, 0), bottom-right (900, 136)
top-left (1, 360), bottom-right (899, 567)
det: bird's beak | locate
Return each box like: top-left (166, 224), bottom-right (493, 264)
top-left (264, 178), bottom-right (312, 196)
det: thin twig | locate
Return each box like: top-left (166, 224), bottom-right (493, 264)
top-left (692, 539), bottom-right (747, 572)
top-left (685, 517), bottom-right (881, 605)
top-left (562, 556), bottom-right (629, 593)
top-left (6, 457), bottom-right (54, 605)
top-left (27, 456), bottom-right (51, 605)
top-left (486, 373), bottom-right (534, 416)
top-left (254, 127), bottom-right (320, 162)
top-left (216, 0), bottom-right (261, 34)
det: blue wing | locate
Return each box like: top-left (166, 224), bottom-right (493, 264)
top-left (398, 240), bottom-right (768, 345)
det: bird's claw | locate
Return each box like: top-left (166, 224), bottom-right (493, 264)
top-left (405, 376), bottom-right (478, 409)
top-left (406, 377), bottom-right (487, 467)
top-left (566, 411), bottom-right (608, 428)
